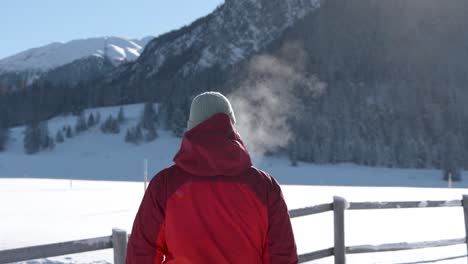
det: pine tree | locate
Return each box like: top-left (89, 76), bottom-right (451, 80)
top-left (101, 115), bottom-right (120, 134)
top-left (87, 113), bottom-right (95, 127)
top-left (125, 124), bottom-right (145, 144)
top-left (24, 122), bottom-right (41, 154)
top-left (171, 108), bottom-right (186, 137)
top-left (65, 125), bottom-right (73, 138)
top-left (46, 136), bottom-right (55, 150)
top-left (125, 128), bottom-right (134, 143)
top-left (39, 121), bottom-right (53, 150)
top-left (163, 100), bottom-right (175, 129)
top-left (0, 117), bottom-right (9, 151)
top-left (75, 113), bottom-right (88, 133)
top-left (56, 130), bottom-right (65, 143)
top-left (118, 106), bottom-right (126, 124)
top-left (145, 122), bottom-right (158, 142)
top-left (135, 124), bottom-right (143, 142)
top-left (101, 116), bottom-right (111, 133)
top-left (39, 122), bottom-right (49, 149)
top-left (111, 118), bottom-right (120, 134)
top-left (442, 133), bottom-right (462, 181)
top-left (141, 102), bottom-right (157, 130)
top-left (0, 127), bottom-right (9, 152)
top-left (95, 112), bottom-right (101, 124)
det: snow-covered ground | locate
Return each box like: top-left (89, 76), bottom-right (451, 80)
top-left (0, 179), bottom-right (466, 263)
top-left (1, 103), bottom-right (466, 188)
top-left (1, 104), bottom-right (181, 182)
top-left (1, 103), bottom-right (467, 263)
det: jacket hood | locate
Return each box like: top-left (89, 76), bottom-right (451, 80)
top-left (173, 113), bottom-right (252, 177)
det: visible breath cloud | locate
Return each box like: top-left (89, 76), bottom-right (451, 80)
top-left (229, 42), bottom-right (327, 155)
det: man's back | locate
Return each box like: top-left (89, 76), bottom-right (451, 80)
top-left (126, 93), bottom-right (297, 264)
top-left (134, 164), bottom-right (295, 263)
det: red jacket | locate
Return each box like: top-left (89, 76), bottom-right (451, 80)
top-left (126, 113), bottom-right (297, 264)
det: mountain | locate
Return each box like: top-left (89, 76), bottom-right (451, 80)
top-left (0, 36), bottom-right (153, 73)
top-left (105, 0), bottom-right (320, 92)
top-left (0, 36), bottom-right (153, 92)
top-left (138, 0), bottom-right (319, 75)
top-left (38, 56), bottom-right (117, 86)
top-left (96, 0), bottom-right (468, 170)
top-left (3, 0), bottom-right (468, 171)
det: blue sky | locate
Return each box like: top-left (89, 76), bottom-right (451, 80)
top-left (0, 0), bottom-right (223, 59)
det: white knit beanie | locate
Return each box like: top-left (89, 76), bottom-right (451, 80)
top-left (187, 92), bottom-right (236, 130)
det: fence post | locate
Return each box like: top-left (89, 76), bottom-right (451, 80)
top-left (334, 196), bottom-right (347, 264)
top-left (112, 228), bottom-right (128, 264)
top-left (462, 195), bottom-right (468, 258)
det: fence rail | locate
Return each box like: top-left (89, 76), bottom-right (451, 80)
top-left (289, 203), bottom-right (333, 218)
top-left (0, 229), bottom-right (127, 264)
top-left (346, 238), bottom-right (466, 254)
top-left (295, 195), bottom-right (468, 263)
top-left (349, 200), bottom-right (462, 210)
top-left (1, 196), bottom-right (467, 264)
top-left (298, 247), bottom-right (334, 262)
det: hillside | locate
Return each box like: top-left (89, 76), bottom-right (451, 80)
top-left (0, 103), bottom-right (466, 264)
top-left (0, 103), bottom-right (466, 189)
top-left (2, 0), bottom-right (468, 171)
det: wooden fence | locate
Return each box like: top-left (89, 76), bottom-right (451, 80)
top-left (0, 229), bottom-right (128, 264)
top-left (1, 195), bottom-right (467, 264)
top-left (291, 195), bottom-right (468, 263)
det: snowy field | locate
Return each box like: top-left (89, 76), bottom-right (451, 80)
top-left (1, 103), bottom-right (467, 188)
top-left (0, 179), bottom-right (467, 263)
top-left (1, 104), bottom-right (468, 263)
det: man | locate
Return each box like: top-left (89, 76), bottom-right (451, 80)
top-left (126, 92), bottom-right (298, 264)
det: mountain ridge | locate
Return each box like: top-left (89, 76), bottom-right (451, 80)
top-left (3, 0), bottom-right (468, 171)
top-left (113, 0), bottom-right (320, 84)
top-left (0, 36), bottom-right (153, 73)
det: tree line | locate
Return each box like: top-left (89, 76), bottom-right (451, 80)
top-left (0, 0), bottom-right (467, 177)
top-left (0, 103), bottom-right (161, 154)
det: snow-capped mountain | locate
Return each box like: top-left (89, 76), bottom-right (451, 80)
top-left (118, 0), bottom-right (320, 81)
top-left (5, 0), bottom-right (468, 171)
top-left (0, 36), bottom-right (153, 73)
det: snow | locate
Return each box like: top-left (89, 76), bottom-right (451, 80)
top-left (2, 103), bottom-right (467, 188)
top-left (126, 48), bottom-right (140, 58)
top-left (108, 45), bottom-right (126, 59)
top-left (142, 0), bottom-right (322, 78)
top-left (1, 103), bottom-right (468, 263)
top-left (1, 104), bottom-right (179, 182)
top-left (0, 36), bottom-right (153, 72)
top-left (1, 180), bottom-right (467, 263)
top-left (195, 48), bottom-right (217, 69)
top-left (289, 187), bottom-right (467, 264)
top-left (445, 200), bottom-right (463, 207)
top-left (0, 179), bottom-right (137, 263)
top-left (73, 237), bottom-right (112, 247)
top-left (229, 45), bottom-right (246, 61)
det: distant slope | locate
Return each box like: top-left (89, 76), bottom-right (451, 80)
top-left (105, 0), bottom-right (321, 93)
top-left (4, 0), bottom-right (468, 171)
top-left (1, 103), bottom-right (466, 188)
top-left (0, 36), bottom-right (153, 73)
top-left (38, 56), bottom-right (117, 86)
